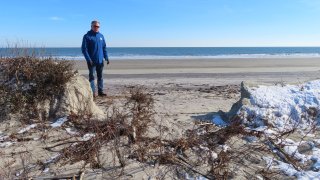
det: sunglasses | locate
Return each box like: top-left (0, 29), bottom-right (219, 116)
top-left (93, 25), bottom-right (100, 28)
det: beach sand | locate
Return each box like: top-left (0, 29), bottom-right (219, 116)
top-left (77, 58), bottom-right (320, 110)
top-left (1, 58), bottom-right (320, 179)
top-left (72, 58), bottom-right (320, 138)
top-left (75, 58), bottom-right (320, 74)
top-left (77, 58), bottom-right (320, 136)
top-left (76, 58), bottom-right (320, 178)
top-left (75, 58), bottom-right (320, 84)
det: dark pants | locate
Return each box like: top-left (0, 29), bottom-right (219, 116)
top-left (87, 62), bottom-right (104, 94)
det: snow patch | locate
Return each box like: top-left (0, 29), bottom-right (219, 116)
top-left (240, 80), bottom-right (320, 131)
top-left (0, 134), bottom-right (8, 141)
top-left (45, 154), bottom-right (60, 164)
top-left (18, 124), bottom-right (37, 134)
top-left (43, 168), bottom-right (49, 173)
top-left (0, 141), bottom-right (14, 148)
top-left (82, 133), bottom-right (95, 141)
top-left (281, 139), bottom-right (308, 163)
top-left (65, 128), bottom-right (78, 135)
top-left (50, 117), bottom-right (68, 128)
top-left (234, 80), bottom-right (320, 178)
top-left (264, 156), bottom-right (320, 179)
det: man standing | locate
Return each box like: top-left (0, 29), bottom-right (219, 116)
top-left (82, 20), bottom-right (110, 97)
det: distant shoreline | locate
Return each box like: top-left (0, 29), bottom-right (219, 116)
top-left (3, 47), bottom-right (320, 60)
top-left (73, 58), bottom-right (320, 84)
top-left (73, 57), bottom-right (320, 73)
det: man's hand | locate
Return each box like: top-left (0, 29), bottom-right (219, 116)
top-left (89, 60), bottom-right (94, 66)
top-left (106, 60), bottom-right (110, 65)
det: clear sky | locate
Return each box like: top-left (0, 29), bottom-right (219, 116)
top-left (1, 0), bottom-right (320, 47)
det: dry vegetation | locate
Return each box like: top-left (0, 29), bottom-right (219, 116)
top-left (0, 56), bottom-right (75, 122)
top-left (0, 55), bottom-right (318, 179)
top-left (41, 88), bottom-right (312, 179)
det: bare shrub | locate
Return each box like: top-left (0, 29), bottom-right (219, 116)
top-left (45, 91), bottom-right (273, 179)
top-left (126, 86), bottom-right (155, 140)
top-left (0, 57), bottom-right (75, 121)
top-left (45, 87), bottom-right (155, 169)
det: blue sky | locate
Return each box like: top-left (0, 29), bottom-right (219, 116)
top-left (1, 0), bottom-right (320, 47)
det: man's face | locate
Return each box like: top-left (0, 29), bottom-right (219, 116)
top-left (91, 23), bottom-right (100, 32)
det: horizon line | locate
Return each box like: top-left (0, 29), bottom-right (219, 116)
top-left (2, 46), bottom-right (320, 48)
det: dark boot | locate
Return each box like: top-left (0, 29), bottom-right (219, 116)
top-left (98, 92), bottom-right (107, 97)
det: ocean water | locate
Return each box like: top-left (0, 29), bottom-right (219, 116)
top-left (1, 47), bottom-right (320, 60)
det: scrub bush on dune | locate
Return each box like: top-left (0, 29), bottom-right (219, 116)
top-left (0, 56), bottom-right (75, 121)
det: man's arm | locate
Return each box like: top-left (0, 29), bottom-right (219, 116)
top-left (102, 37), bottom-right (109, 65)
top-left (81, 35), bottom-right (92, 64)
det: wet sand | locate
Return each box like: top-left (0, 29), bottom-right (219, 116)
top-left (74, 58), bottom-right (320, 85)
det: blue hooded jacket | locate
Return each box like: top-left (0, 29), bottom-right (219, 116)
top-left (81, 30), bottom-right (109, 64)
